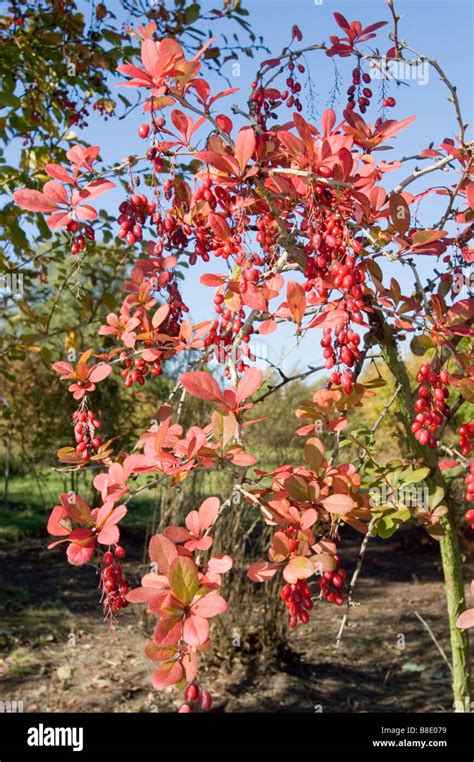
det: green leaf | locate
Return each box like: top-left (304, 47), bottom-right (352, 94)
top-left (410, 334), bottom-right (433, 356)
top-left (428, 486), bottom-right (445, 510)
top-left (376, 515), bottom-right (397, 538)
top-left (168, 556), bottom-right (199, 605)
top-left (0, 91), bottom-right (20, 108)
top-left (184, 2), bottom-right (200, 23)
top-left (404, 467), bottom-right (431, 484)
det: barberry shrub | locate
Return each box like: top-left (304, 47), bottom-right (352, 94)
top-left (13, 9), bottom-right (473, 711)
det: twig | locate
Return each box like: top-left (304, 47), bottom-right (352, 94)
top-left (336, 517), bottom-right (376, 647)
top-left (253, 364), bottom-right (324, 405)
top-left (371, 383), bottom-right (403, 434)
top-left (414, 610), bottom-right (453, 674)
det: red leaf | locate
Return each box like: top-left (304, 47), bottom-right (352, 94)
top-left (439, 459), bottom-right (459, 470)
top-left (43, 180), bottom-right (68, 205)
top-left (45, 163), bottom-right (74, 184)
top-left (287, 281), bottom-right (306, 326)
top-left (195, 150), bottom-right (239, 175)
top-left (236, 367), bottom-right (263, 405)
top-left (389, 192), bottom-right (410, 235)
top-left (153, 616), bottom-right (182, 646)
top-left (208, 212), bottom-right (231, 242)
top-left (308, 307), bottom-right (348, 330)
top-left (456, 608), bottom-right (474, 630)
top-left (13, 188), bottom-right (57, 213)
top-left (197, 496), bottom-right (220, 532)
top-left (79, 179), bottom-right (115, 201)
top-left (321, 494), bottom-right (355, 515)
top-left (258, 319), bottom-right (277, 336)
top-left (46, 211), bottom-right (72, 230)
top-left (180, 371), bottom-right (224, 403)
top-left (88, 363), bottom-right (112, 383)
top-left (200, 273), bottom-right (226, 287)
top-left (170, 109), bottom-right (189, 137)
top-left (247, 561), bottom-right (280, 582)
top-left (321, 108), bottom-right (336, 137)
top-left (183, 614), bottom-right (209, 646)
top-left (151, 660), bottom-right (184, 690)
top-left (333, 12), bottom-right (350, 31)
top-left (235, 127), bottom-right (256, 171)
top-left (215, 114), bottom-right (233, 134)
top-left (411, 229), bottom-right (447, 249)
top-left (149, 534), bottom-right (178, 575)
top-left (192, 592), bottom-right (227, 618)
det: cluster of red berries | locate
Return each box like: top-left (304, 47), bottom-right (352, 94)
top-left (64, 98), bottom-right (89, 128)
top-left (120, 352), bottom-right (163, 387)
top-left (67, 220), bottom-right (95, 255)
top-left (281, 579), bottom-right (313, 629)
top-left (383, 96), bottom-right (396, 109)
top-left (464, 462), bottom-right (474, 506)
top-left (178, 683), bottom-right (212, 713)
top-left (255, 214), bottom-right (278, 254)
top-left (145, 144), bottom-right (166, 174)
top-left (458, 421), bottom-right (474, 456)
top-left (346, 68), bottom-right (373, 113)
top-left (51, 88), bottom-right (90, 128)
top-left (411, 363), bottom-right (450, 448)
top-left (250, 58), bottom-right (305, 128)
top-left (118, 194), bottom-right (156, 245)
top-left (323, 324), bottom-right (362, 394)
top-left (301, 209), bottom-right (366, 393)
top-left (303, 208), bottom-right (366, 315)
top-left (318, 557), bottom-right (346, 606)
top-left (204, 302), bottom-right (254, 374)
top-left (101, 546), bottom-right (129, 616)
top-left (250, 84), bottom-right (288, 129)
top-left (72, 407), bottom-right (102, 461)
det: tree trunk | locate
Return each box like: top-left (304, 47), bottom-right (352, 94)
top-left (370, 310), bottom-right (471, 711)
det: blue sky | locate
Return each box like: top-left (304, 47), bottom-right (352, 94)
top-left (31, 1), bottom-right (474, 375)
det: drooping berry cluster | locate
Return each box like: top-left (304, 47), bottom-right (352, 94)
top-left (411, 363), bottom-right (450, 448)
top-left (318, 557), bottom-right (346, 606)
top-left (118, 194), bottom-right (156, 245)
top-left (464, 462), bottom-right (474, 506)
top-left (346, 67), bottom-right (373, 113)
top-left (120, 351), bottom-right (162, 387)
top-left (101, 546), bottom-right (129, 618)
top-left (67, 220), bottom-right (95, 255)
top-left (178, 683), bottom-right (213, 713)
top-left (302, 207), bottom-right (366, 395)
top-left (458, 421), bottom-right (474, 456)
top-left (250, 59), bottom-right (305, 129)
top-left (73, 406), bottom-right (102, 461)
top-left (204, 304), bottom-right (254, 376)
top-left (280, 579), bottom-right (313, 629)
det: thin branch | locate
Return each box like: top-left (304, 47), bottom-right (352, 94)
top-left (335, 517), bottom-right (376, 647)
top-left (414, 610), bottom-right (453, 674)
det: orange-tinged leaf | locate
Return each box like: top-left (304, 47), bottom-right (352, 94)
top-left (287, 281), bottom-right (306, 326)
top-left (389, 192), bottom-right (410, 235)
top-left (321, 493), bottom-right (355, 515)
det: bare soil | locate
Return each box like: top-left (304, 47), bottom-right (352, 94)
top-left (1, 528), bottom-right (472, 713)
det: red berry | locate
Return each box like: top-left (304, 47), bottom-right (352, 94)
top-left (185, 684), bottom-right (199, 702)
